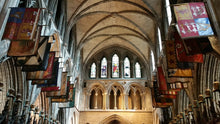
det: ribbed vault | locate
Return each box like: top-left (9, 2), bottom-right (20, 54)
top-left (67, 0), bottom-right (162, 72)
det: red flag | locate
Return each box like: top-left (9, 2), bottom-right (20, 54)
top-left (183, 38), bottom-right (213, 55)
top-left (157, 67), bottom-right (167, 91)
top-left (174, 33), bottom-right (203, 63)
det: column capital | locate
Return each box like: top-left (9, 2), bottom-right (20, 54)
top-left (102, 92), bottom-right (107, 95)
top-left (123, 93), bottom-right (129, 96)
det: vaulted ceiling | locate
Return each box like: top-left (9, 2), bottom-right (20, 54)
top-left (66, 0), bottom-right (162, 67)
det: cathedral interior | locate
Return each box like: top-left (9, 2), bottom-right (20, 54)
top-left (0, 0), bottom-right (220, 124)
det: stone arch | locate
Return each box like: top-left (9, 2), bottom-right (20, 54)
top-left (125, 82), bottom-right (145, 95)
top-left (126, 83), bottom-right (145, 110)
top-left (107, 82), bottom-right (124, 95)
top-left (99, 114), bottom-right (131, 124)
top-left (108, 82), bottom-right (124, 109)
top-left (87, 82), bottom-right (105, 109)
top-left (66, 0), bottom-right (159, 35)
top-left (88, 82), bottom-right (106, 94)
top-left (0, 58), bottom-right (25, 113)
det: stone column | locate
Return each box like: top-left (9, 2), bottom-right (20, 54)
top-left (120, 93), bottom-right (123, 109)
top-left (124, 93), bottom-right (128, 110)
top-left (94, 92), bottom-right (98, 109)
top-left (114, 92), bottom-right (117, 109)
top-left (102, 93), bottom-right (107, 110)
top-left (88, 93), bottom-right (91, 109)
top-left (86, 92), bottom-right (90, 110)
top-left (141, 93), bottom-right (145, 110)
top-left (133, 92), bottom-right (137, 110)
top-left (107, 94), bottom-right (110, 109)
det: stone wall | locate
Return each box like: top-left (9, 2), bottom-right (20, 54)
top-left (79, 110), bottom-right (153, 124)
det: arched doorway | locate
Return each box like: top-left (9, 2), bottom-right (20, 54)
top-left (99, 114), bottom-right (131, 124)
top-left (108, 120), bottom-right (121, 124)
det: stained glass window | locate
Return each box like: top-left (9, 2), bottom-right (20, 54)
top-left (112, 54), bottom-right (119, 77)
top-left (90, 63), bottom-right (96, 78)
top-left (124, 57), bottom-right (130, 78)
top-left (135, 62), bottom-right (141, 78)
top-left (101, 57), bottom-right (107, 78)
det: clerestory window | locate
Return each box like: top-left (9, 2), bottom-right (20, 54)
top-left (112, 54), bottom-right (119, 78)
top-left (90, 63), bottom-right (96, 78)
top-left (124, 57), bottom-right (130, 78)
top-left (135, 62), bottom-right (141, 78)
top-left (101, 57), bottom-right (107, 78)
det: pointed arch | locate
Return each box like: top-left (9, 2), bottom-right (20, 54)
top-left (108, 82), bottom-right (124, 109)
top-left (99, 114), bottom-right (131, 124)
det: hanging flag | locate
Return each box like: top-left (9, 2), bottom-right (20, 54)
top-left (69, 87), bottom-right (75, 107)
top-left (174, 2), bottom-right (214, 38)
top-left (157, 67), bottom-right (168, 91)
top-left (165, 40), bottom-right (178, 69)
top-left (38, 60), bottom-right (61, 92)
top-left (168, 83), bottom-right (183, 90)
top-left (52, 85), bottom-right (75, 104)
top-left (7, 26), bottom-right (41, 57)
top-left (3, 8), bottom-right (41, 40)
top-left (174, 32), bottom-right (203, 63)
top-left (50, 32), bottom-right (62, 58)
top-left (51, 78), bottom-right (72, 103)
top-left (57, 86), bottom-right (76, 108)
top-left (22, 38), bottom-right (51, 71)
top-left (183, 37), bottom-right (213, 55)
top-left (26, 52), bottom-right (55, 80)
top-left (160, 90), bottom-right (178, 99)
top-left (168, 69), bottom-right (193, 77)
top-left (167, 77), bottom-right (192, 84)
top-left (46, 72), bottom-right (68, 98)
top-left (165, 39), bottom-right (193, 77)
top-left (3, 8), bottom-right (25, 40)
top-left (17, 8), bottom-right (41, 40)
top-left (41, 86), bottom-right (59, 91)
top-left (157, 67), bottom-right (178, 99)
top-left (152, 89), bottom-right (173, 108)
